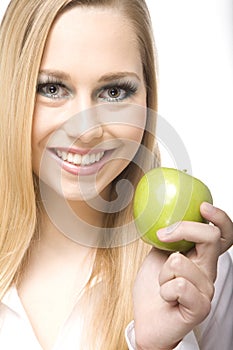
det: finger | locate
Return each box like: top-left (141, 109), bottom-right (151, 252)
top-left (157, 221), bottom-right (221, 248)
top-left (159, 252), bottom-right (214, 299)
top-left (200, 202), bottom-right (233, 253)
top-left (157, 221), bottom-right (221, 261)
top-left (157, 221), bottom-right (221, 281)
top-left (160, 277), bottom-right (211, 325)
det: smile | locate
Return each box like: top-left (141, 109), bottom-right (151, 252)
top-left (48, 147), bottom-right (114, 176)
top-left (56, 149), bottom-right (105, 166)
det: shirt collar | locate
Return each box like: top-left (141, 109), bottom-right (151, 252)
top-left (1, 285), bottom-right (26, 317)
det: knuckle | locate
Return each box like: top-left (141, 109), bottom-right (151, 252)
top-left (177, 221), bottom-right (187, 231)
top-left (169, 253), bottom-right (184, 272)
top-left (216, 207), bottom-right (229, 222)
top-left (174, 277), bottom-right (188, 294)
top-left (210, 225), bottom-right (221, 242)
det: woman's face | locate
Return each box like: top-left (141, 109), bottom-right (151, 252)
top-left (32, 6), bottom-right (147, 201)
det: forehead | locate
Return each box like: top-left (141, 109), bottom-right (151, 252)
top-left (40, 6), bottom-right (142, 76)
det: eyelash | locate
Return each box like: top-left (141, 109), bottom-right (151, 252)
top-left (36, 78), bottom-right (138, 103)
top-left (36, 77), bottom-right (71, 100)
top-left (98, 81), bottom-right (138, 102)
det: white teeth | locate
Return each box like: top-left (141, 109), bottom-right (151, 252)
top-left (62, 152), bottom-right (67, 161)
top-left (57, 150), bottom-right (62, 157)
top-left (96, 153), bottom-right (100, 162)
top-left (56, 150), bottom-right (105, 166)
top-left (73, 154), bottom-right (81, 165)
top-left (81, 154), bottom-right (90, 166)
top-left (67, 153), bottom-right (74, 163)
top-left (90, 154), bottom-right (96, 164)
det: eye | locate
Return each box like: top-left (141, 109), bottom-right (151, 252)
top-left (108, 87), bottom-right (122, 99)
top-left (98, 82), bottom-right (138, 103)
top-left (37, 82), bottom-right (70, 100)
top-left (45, 84), bottom-right (59, 95)
top-left (99, 86), bottom-right (126, 101)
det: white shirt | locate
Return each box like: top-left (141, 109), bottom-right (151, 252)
top-left (0, 252), bottom-right (232, 349)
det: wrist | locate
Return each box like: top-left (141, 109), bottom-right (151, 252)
top-left (125, 320), bottom-right (182, 350)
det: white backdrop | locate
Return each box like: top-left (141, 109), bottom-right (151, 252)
top-left (0, 1), bottom-right (8, 21)
top-left (146, 0), bottom-right (233, 258)
top-left (0, 1), bottom-right (232, 254)
top-left (146, 0), bottom-right (233, 220)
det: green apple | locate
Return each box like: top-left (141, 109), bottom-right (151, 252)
top-left (133, 167), bottom-right (213, 252)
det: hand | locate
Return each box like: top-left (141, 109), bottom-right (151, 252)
top-left (158, 203), bottom-right (233, 281)
top-left (199, 202), bottom-right (233, 254)
top-left (133, 249), bottom-right (214, 350)
top-left (133, 203), bottom-right (232, 350)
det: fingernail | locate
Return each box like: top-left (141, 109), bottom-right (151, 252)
top-left (157, 223), bottom-right (178, 237)
top-left (202, 202), bottom-right (215, 214)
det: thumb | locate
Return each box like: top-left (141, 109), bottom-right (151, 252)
top-left (200, 202), bottom-right (233, 253)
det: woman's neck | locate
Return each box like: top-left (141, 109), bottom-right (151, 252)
top-left (38, 180), bottom-right (111, 249)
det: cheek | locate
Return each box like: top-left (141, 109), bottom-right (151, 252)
top-left (121, 126), bottom-right (145, 149)
top-left (112, 108), bottom-right (147, 145)
top-left (33, 98), bottom-right (64, 130)
top-left (31, 105), bottom-right (61, 148)
top-left (109, 124), bottom-right (146, 167)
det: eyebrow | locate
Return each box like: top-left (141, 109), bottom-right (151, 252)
top-left (38, 70), bottom-right (141, 82)
top-left (97, 72), bottom-right (141, 83)
top-left (38, 70), bottom-right (71, 81)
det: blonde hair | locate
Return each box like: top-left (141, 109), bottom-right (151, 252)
top-left (0, 0), bottom-right (159, 348)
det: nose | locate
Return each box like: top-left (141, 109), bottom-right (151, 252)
top-left (62, 103), bottom-right (104, 143)
top-left (79, 122), bottom-right (103, 144)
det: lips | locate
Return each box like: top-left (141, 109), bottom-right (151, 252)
top-left (47, 147), bottom-right (114, 176)
top-left (56, 149), bottom-right (105, 166)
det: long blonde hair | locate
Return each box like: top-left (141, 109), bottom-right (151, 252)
top-left (0, 0), bottom-right (159, 348)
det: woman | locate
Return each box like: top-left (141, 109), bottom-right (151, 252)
top-left (0, 0), bottom-right (232, 349)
